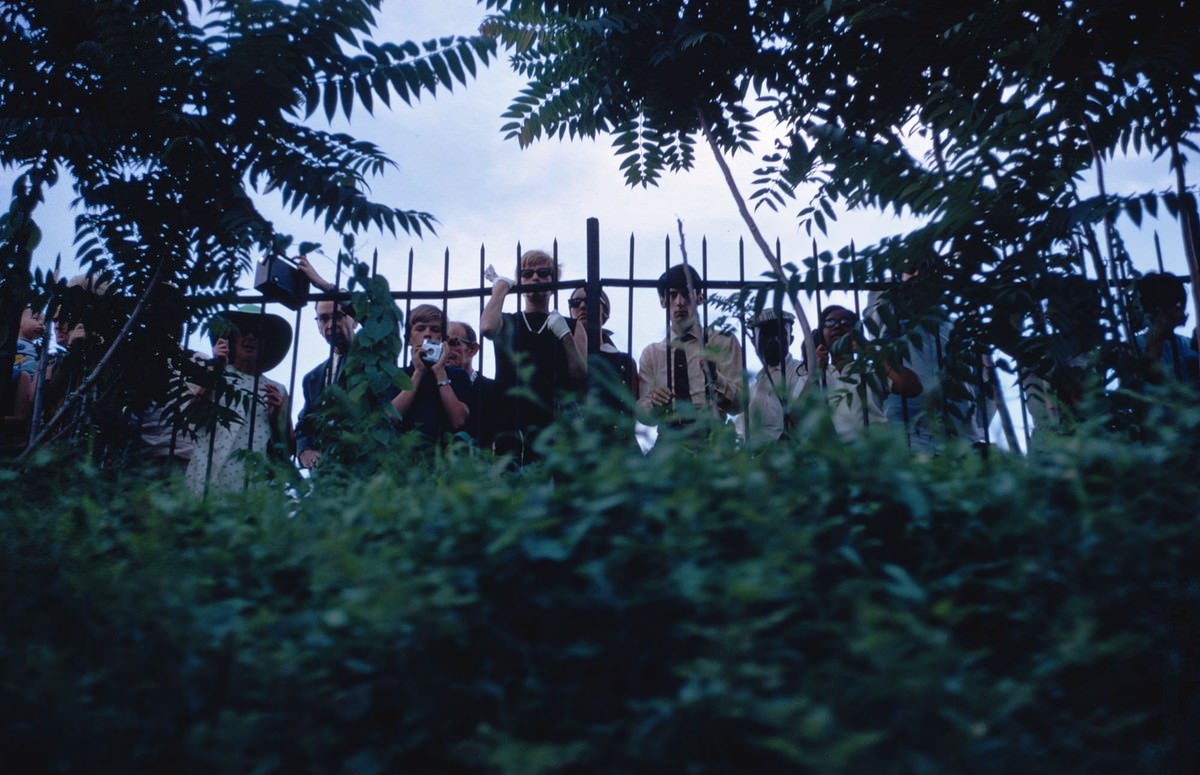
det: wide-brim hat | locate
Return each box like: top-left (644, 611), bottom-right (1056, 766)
top-left (208, 305), bottom-right (293, 372)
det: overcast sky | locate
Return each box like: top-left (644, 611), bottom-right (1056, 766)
top-left (5, 0), bottom-right (1194, 445)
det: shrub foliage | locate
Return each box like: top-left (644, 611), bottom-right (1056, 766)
top-left (2, 385), bottom-right (1199, 773)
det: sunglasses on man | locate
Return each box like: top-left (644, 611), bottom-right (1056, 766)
top-left (520, 267), bottom-right (554, 280)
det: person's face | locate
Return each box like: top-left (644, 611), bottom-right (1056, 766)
top-left (520, 257), bottom-right (555, 298)
top-left (821, 309), bottom-right (856, 349)
top-left (20, 308), bottom-right (45, 340)
top-left (754, 321), bottom-right (792, 368)
top-left (445, 323), bottom-right (477, 369)
top-left (54, 318), bottom-right (78, 347)
top-left (410, 317), bottom-right (443, 344)
top-left (568, 289), bottom-right (609, 326)
top-left (1151, 299), bottom-right (1188, 329)
top-left (661, 288), bottom-right (702, 325)
top-left (233, 332), bottom-right (260, 371)
top-left (315, 301), bottom-right (354, 351)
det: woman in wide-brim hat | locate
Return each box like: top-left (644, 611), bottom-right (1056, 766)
top-left (187, 305), bottom-right (294, 495)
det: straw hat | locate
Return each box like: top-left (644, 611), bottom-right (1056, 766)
top-left (208, 305), bottom-right (293, 372)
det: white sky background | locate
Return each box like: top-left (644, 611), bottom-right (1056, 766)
top-left (6, 0), bottom-right (1196, 448)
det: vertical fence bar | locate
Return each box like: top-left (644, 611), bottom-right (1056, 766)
top-left (240, 299), bottom-right (268, 493)
top-left (442, 247), bottom-right (451, 332)
top-left (478, 244), bottom-right (487, 376)
top-left (739, 238), bottom-right (750, 440)
top-left (850, 239), bottom-right (862, 321)
top-left (552, 239), bottom-right (560, 309)
top-left (663, 235), bottom-right (673, 398)
top-left (701, 236), bottom-right (710, 332)
top-left (404, 248), bottom-right (415, 366)
top-left (626, 233), bottom-right (635, 359)
top-left (812, 239), bottom-right (824, 335)
top-left (287, 306), bottom-right (302, 464)
top-left (515, 241), bottom-right (523, 321)
top-left (586, 218), bottom-right (601, 355)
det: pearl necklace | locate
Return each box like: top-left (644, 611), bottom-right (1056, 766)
top-left (521, 311), bottom-right (549, 334)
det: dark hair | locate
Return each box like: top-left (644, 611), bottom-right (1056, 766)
top-left (818, 304), bottom-right (857, 329)
top-left (656, 264), bottom-right (703, 297)
top-left (406, 304), bottom-right (445, 344)
top-left (571, 287), bottom-right (610, 312)
top-left (1137, 272), bottom-right (1186, 312)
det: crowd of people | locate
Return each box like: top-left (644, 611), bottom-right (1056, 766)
top-left (5, 255), bottom-right (1198, 492)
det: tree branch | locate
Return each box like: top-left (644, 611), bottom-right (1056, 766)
top-left (695, 105), bottom-right (818, 381)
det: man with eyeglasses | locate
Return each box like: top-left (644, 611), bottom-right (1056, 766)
top-left (816, 304), bottom-right (921, 441)
top-left (445, 320), bottom-right (495, 448)
top-left (481, 249), bottom-right (587, 463)
top-left (637, 264), bottom-right (743, 429)
top-left (295, 256), bottom-right (358, 469)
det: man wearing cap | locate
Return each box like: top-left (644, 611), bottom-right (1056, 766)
top-left (295, 256), bottom-right (358, 469)
top-left (186, 306), bottom-right (293, 494)
top-left (637, 264), bottom-right (743, 428)
top-left (737, 308), bottom-right (809, 446)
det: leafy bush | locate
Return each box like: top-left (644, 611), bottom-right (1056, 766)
top-left (2, 386), bottom-right (1199, 773)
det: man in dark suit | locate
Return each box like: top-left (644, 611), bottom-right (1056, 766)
top-left (446, 320), bottom-right (494, 450)
top-left (295, 257), bottom-right (358, 469)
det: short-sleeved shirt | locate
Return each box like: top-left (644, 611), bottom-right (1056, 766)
top-left (12, 338), bottom-right (39, 378)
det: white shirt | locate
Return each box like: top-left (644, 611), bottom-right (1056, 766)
top-left (737, 356), bottom-right (808, 445)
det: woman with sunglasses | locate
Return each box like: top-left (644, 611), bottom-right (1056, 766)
top-left (816, 305), bottom-right (921, 441)
top-left (480, 249), bottom-right (588, 463)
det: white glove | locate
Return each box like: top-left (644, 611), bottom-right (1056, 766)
top-left (483, 263), bottom-right (514, 288)
top-left (546, 310), bottom-right (571, 339)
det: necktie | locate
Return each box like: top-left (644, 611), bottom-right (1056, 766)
top-left (672, 343), bottom-right (691, 402)
top-left (327, 352), bottom-right (341, 387)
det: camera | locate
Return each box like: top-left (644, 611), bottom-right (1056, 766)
top-left (420, 337), bottom-right (443, 363)
top-left (254, 254), bottom-right (311, 311)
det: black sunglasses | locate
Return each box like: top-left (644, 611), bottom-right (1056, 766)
top-left (520, 267), bottom-right (554, 280)
top-left (823, 315), bottom-right (857, 329)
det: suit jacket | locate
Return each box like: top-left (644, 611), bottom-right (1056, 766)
top-left (296, 353), bottom-right (344, 455)
top-left (463, 372), bottom-right (496, 450)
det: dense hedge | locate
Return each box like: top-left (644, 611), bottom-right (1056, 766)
top-left (2, 387), bottom-right (1199, 773)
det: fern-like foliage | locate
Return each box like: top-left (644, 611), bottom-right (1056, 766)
top-left (0, 0), bottom-right (493, 444)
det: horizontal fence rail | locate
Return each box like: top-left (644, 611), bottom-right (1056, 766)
top-left (12, 217), bottom-right (1198, 483)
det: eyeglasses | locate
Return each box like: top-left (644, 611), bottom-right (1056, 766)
top-left (445, 337), bottom-right (471, 347)
top-left (315, 312), bottom-right (346, 324)
top-left (823, 316), bottom-right (856, 329)
top-left (567, 298), bottom-right (585, 308)
top-left (520, 267), bottom-right (554, 280)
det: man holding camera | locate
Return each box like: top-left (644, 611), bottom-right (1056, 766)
top-left (389, 304), bottom-right (470, 443)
